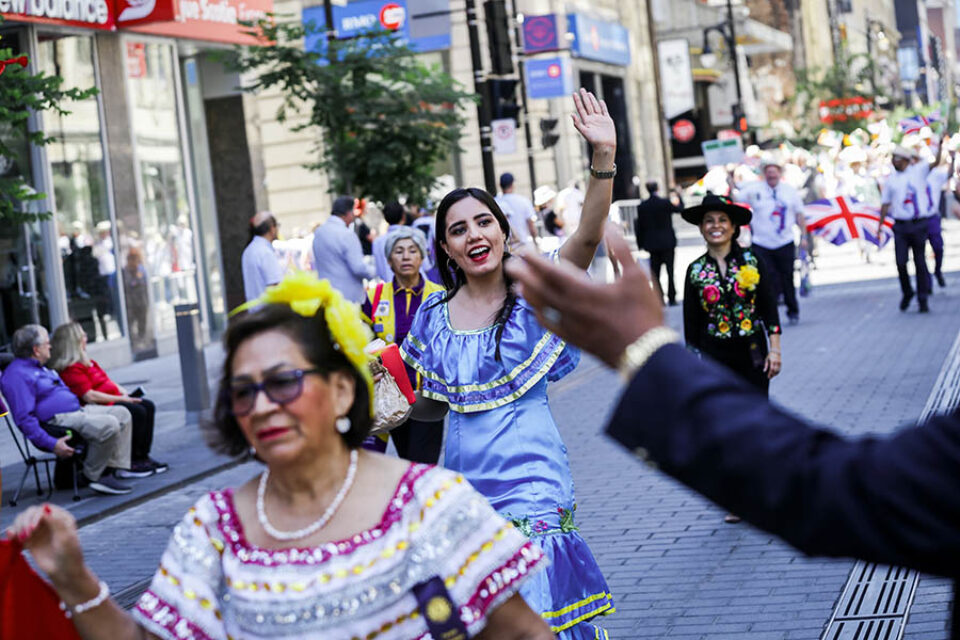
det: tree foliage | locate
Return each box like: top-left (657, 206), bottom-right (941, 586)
top-left (791, 49), bottom-right (888, 137)
top-left (229, 18), bottom-right (475, 205)
top-left (0, 31), bottom-right (96, 223)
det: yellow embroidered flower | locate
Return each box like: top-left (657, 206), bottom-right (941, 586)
top-left (735, 264), bottom-right (760, 291)
top-left (717, 321), bottom-right (730, 334)
top-left (740, 318), bottom-right (752, 332)
top-left (230, 272), bottom-right (375, 414)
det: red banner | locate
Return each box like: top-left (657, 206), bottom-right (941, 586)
top-left (818, 96), bottom-right (874, 124)
top-left (1, 0), bottom-right (270, 43)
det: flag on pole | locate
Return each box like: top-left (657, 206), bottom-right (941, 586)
top-left (898, 112), bottom-right (940, 135)
top-left (804, 196), bottom-right (894, 247)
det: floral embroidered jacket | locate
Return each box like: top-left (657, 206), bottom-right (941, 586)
top-left (683, 246), bottom-right (781, 351)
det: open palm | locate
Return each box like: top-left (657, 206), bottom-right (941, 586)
top-left (571, 88), bottom-right (617, 151)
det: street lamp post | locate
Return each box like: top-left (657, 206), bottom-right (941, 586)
top-left (703, 0), bottom-right (743, 131)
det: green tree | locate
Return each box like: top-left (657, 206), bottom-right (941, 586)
top-left (229, 18), bottom-right (475, 204)
top-left (0, 29), bottom-right (96, 223)
top-left (791, 49), bottom-right (886, 138)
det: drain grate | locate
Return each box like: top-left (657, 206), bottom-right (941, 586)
top-left (824, 563), bottom-right (919, 640)
top-left (822, 331), bottom-right (960, 639)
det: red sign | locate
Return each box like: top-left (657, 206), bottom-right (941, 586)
top-left (0, 0), bottom-right (114, 30)
top-left (378, 2), bottom-right (404, 30)
top-left (672, 118), bottom-right (696, 143)
top-left (547, 63), bottom-right (561, 78)
top-left (818, 96), bottom-right (874, 124)
top-left (126, 41), bottom-right (146, 77)
top-left (1, 0), bottom-right (271, 43)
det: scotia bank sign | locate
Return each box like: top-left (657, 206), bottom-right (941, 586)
top-left (0, 0), bottom-right (111, 28)
top-left (1, 0), bottom-right (271, 41)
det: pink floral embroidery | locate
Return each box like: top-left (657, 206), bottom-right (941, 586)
top-left (703, 285), bottom-right (721, 304)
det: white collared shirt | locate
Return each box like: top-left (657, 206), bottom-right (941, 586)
top-left (736, 180), bottom-right (804, 249)
top-left (882, 163), bottom-right (933, 221)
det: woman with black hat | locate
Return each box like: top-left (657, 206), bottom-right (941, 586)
top-left (682, 194), bottom-right (783, 393)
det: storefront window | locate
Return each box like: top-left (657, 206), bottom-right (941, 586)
top-left (126, 40), bottom-right (199, 341)
top-left (36, 34), bottom-right (119, 343)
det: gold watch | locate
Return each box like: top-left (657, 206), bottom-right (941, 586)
top-left (616, 327), bottom-right (681, 380)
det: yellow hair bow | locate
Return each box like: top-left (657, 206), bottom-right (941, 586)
top-left (231, 272), bottom-right (374, 415)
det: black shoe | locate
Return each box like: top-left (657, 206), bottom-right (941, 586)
top-left (788, 315), bottom-right (799, 326)
top-left (89, 475), bottom-right (133, 495)
top-left (668, 299), bottom-right (677, 307)
top-left (900, 292), bottom-right (914, 311)
top-left (115, 465), bottom-right (153, 479)
top-left (919, 300), bottom-right (930, 313)
top-left (147, 457), bottom-right (169, 474)
top-left (936, 272), bottom-right (946, 288)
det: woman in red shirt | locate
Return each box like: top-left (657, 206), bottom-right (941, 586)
top-left (49, 322), bottom-right (167, 475)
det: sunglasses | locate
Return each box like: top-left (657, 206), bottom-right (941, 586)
top-left (227, 368), bottom-right (322, 416)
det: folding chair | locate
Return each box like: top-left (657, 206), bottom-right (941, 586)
top-left (1, 393), bottom-right (56, 507)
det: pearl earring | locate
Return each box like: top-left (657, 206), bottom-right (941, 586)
top-left (336, 416), bottom-right (351, 434)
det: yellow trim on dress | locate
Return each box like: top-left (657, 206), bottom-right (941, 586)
top-left (541, 591), bottom-right (614, 619)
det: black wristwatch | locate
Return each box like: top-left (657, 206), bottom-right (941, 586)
top-left (590, 163), bottom-right (617, 179)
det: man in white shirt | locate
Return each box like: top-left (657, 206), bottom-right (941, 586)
top-left (241, 211), bottom-right (285, 302)
top-left (733, 161), bottom-right (806, 324)
top-left (495, 172), bottom-right (540, 252)
top-left (878, 145), bottom-right (940, 312)
top-left (924, 157), bottom-right (949, 288)
top-left (556, 181), bottom-right (585, 234)
top-left (312, 195), bottom-right (376, 303)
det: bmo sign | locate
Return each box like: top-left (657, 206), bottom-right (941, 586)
top-left (335, 0), bottom-right (407, 38)
top-left (0, 0), bottom-right (111, 27)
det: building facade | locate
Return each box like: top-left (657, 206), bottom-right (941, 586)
top-left (1, 0), bottom-right (268, 365)
top-left (249, 0), bottom-right (668, 237)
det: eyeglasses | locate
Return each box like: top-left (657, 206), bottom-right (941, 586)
top-left (227, 368), bottom-right (322, 416)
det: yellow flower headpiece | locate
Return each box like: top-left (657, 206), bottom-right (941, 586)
top-left (231, 272), bottom-right (374, 415)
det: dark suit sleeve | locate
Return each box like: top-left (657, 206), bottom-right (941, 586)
top-left (607, 344), bottom-right (960, 577)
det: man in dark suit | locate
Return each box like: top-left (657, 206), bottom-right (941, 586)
top-left (505, 230), bottom-right (960, 635)
top-left (633, 181), bottom-right (681, 305)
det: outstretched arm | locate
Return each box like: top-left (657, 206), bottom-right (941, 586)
top-left (559, 89), bottom-right (617, 270)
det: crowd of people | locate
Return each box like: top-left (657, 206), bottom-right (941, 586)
top-left (3, 94), bottom-right (959, 640)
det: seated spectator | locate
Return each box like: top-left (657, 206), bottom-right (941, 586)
top-left (49, 322), bottom-right (167, 476)
top-left (0, 324), bottom-right (142, 496)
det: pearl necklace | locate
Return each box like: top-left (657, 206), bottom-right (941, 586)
top-left (256, 449), bottom-right (359, 541)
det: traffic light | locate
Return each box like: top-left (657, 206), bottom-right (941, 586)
top-left (484, 0), bottom-right (514, 75)
top-left (540, 118), bottom-right (560, 148)
top-left (732, 104), bottom-right (748, 133)
top-left (488, 78), bottom-right (521, 122)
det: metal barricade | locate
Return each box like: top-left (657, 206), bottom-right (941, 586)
top-left (611, 199), bottom-right (642, 249)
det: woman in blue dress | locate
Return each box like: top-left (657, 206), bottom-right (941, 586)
top-left (401, 89), bottom-right (616, 639)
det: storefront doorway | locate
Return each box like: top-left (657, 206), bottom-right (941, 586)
top-left (579, 71), bottom-right (636, 201)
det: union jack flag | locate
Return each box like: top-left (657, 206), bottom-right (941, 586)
top-left (898, 111), bottom-right (940, 135)
top-left (804, 196), bottom-right (894, 248)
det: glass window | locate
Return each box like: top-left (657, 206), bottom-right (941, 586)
top-left (126, 40), bottom-right (199, 341)
top-left (36, 34), bottom-right (120, 344)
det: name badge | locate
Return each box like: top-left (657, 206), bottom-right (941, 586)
top-left (375, 300), bottom-right (391, 317)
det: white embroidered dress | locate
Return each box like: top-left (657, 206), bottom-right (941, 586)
top-left (133, 464), bottom-right (544, 639)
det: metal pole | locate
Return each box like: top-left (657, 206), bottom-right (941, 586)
top-left (465, 0), bottom-right (497, 194)
top-left (510, 7), bottom-right (537, 195)
top-left (725, 0), bottom-right (743, 107)
top-left (466, 0), bottom-right (498, 194)
top-left (323, 0), bottom-right (335, 43)
top-left (866, 17), bottom-right (875, 94)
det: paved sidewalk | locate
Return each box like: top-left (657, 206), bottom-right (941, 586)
top-left (559, 270), bottom-right (960, 638)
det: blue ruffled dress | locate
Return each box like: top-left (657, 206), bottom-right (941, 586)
top-left (401, 291), bottom-right (614, 639)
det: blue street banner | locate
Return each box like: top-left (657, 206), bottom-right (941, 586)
top-left (567, 13), bottom-right (630, 66)
top-left (526, 56), bottom-right (573, 100)
top-left (303, 0), bottom-right (450, 57)
top-left (522, 14), bottom-right (560, 53)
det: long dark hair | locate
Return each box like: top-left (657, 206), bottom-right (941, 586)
top-left (432, 187), bottom-right (516, 361)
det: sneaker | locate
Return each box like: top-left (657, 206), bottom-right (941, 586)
top-left (89, 475), bottom-right (133, 495)
top-left (147, 457), bottom-right (169, 474)
top-left (115, 466), bottom-right (153, 479)
top-left (130, 459), bottom-right (156, 476)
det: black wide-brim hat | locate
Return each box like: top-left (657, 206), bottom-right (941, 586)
top-left (681, 193), bottom-right (752, 226)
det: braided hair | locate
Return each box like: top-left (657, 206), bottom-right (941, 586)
top-left (431, 187), bottom-right (517, 362)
